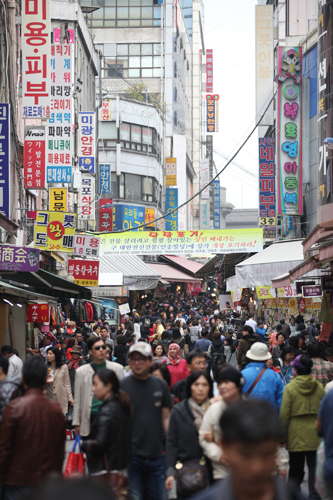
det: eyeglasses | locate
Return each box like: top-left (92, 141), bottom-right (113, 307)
top-left (93, 345), bottom-right (107, 351)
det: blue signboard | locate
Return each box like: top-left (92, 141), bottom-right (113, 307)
top-left (113, 205), bottom-right (145, 231)
top-left (165, 188), bottom-right (178, 230)
top-left (0, 104), bottom-right (10, 218)
top-left (99, 164), bottom-right (110, 194)
top-left (47, 166), bottom-right (72, 184)
top-left (213, 180), bottom-right (220, 229)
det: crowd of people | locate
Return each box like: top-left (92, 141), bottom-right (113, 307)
top-left (0, 293), bottom-right (332, 500)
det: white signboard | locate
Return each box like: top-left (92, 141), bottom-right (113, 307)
top-left (78, 175), bottom-right (95, 220)
top-left (255, 5), bottom-right (274, 126)
top-left (119, 303), bottom-right (130, 315)
top-left (73, 234), bottom-right (100, 257)
top-left (201, 158), bottom-right (210, 199)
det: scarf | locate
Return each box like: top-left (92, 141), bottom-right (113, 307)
top-left (166, 343), bottom-right (181, 365)
top-left (68, 358), bottom-right (80, 371)
top-left (188, 397), bottom-right (210, 431)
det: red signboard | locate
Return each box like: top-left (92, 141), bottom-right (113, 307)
top-left (26, 303), bottom-right (49, 323)
top-left (206, 49), bottom-right (213, 93)
top-left (24, 128), bottom-right (46, 188)
top-left (68, 259), bottom-right (99, 286)
top-left (299, 298), bottom-right (306, 312)
top-left (98, 198), bottom-right (113, 233)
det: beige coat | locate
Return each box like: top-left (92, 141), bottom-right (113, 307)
top-left (72, 361), bottom-right (124, 437)
top-left (52, 365), bottom-right (73, 414)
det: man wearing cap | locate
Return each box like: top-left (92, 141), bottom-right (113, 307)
top-left (66, 346), bottom-right (86, 396)
top-left (121, 342), bottom-right (171, 500)
top-left (124, 315), bottom-right (134, 334)
top-left (241, 343), bottom-right (285, 412)
top-left (0, 346), bottom-right (23, 378)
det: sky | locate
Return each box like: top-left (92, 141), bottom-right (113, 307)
top-left (204, 0), bottom-right (259, 210)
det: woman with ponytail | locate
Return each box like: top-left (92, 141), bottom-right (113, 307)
top-left (81, 369), bottom-right (132, 475)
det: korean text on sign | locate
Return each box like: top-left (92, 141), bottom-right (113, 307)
top-left (79, 174), bottom-right (95, 220)
top-left (0, 104), bottom-right (10, 218)
top-left (213, 180), bottom-right (220, 230)
top-left (206, 49), bottom-right (213, 93)
top-left (99, 164), bottom-right (111, 194)
top-left (165, 158), bottom-right (177, 186)
top-left (98, 198), bottom-right (113, 232)
top-left (68, 259), bottom-right (99, 286)
top-left (24, 127), bottom-right (46, 189)
top-left (259, 137), bottom-right (275, 238)
top-left (34, 211), bottom-right (76, 252)
top-left (73, 235), bottom-right (100, 257)
top-left (206, 95), bottom-right (219, 133)
top-left (166, 188), bottom-right (178, 231)
top-left (78, 112), bottom-right (95, 173)
top-left (22, 0), bottom-right (51, 119)
top-left (49, 187), bottom-right (67, 212)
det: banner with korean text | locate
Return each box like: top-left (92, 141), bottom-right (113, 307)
top-left (22, 0), bottom-right (50, 119)
top-left (24, 127), bottom-right (46, 189)
top-left (0, 104), bottom-right (10, 218)
top-left (49, 187), bottom-right (67, 212)
top-left (100, 228), bottom-right (263, 255)
top-left (206, 95), bottom-right (219, 133)
top-left (99, 164), bottom-right (110, 194)
top-left (34, 211), bottom-right (76, 252)
top-left (98, 198), bottom-right (113, 232)
top-left (213, 180), bottom-right (220, 229)
top-left (259, 138), bottom-right (275, 239)
top-left (68, 259), bottom-right (99, 286)
top-left (78, 112), bottom-right (95, 173)
top-left (79, 175), bottom-right (95, 221)
top-left (255, 5), bottom-right (274, 125)
top-left (276, 46), bottom-right (303, 215)
top-left (73, 235), bottom-right (100, 257)
top-left (206, 49), bottom-right (213, 93)
top-left (166, 188), bottom-right (178, 230)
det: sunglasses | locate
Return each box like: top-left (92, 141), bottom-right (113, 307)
top-left (93, 345), bottom-right (107, 351)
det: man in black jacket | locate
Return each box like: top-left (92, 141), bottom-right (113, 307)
top-left (171, 350), bottom-right (207, 402)
top-left (75, 330), bottom-right (89, 360)
top-left (0, 354), bottom-right (20, 429)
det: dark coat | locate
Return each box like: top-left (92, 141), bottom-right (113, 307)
top-left (82, 395), bottom-right (131, 474)
top-left (66, 359), bottom-right (86, 395)
top-left (0, 376), bottom-right (21, 428)
top-left (171, 378), bottom-right (187, 402)
top-left (166, 399), bottom-right (203, 477)
top-left (237, 334), bottom-right (258, 367)
top-left (114, 345), bottom-right (128, 367)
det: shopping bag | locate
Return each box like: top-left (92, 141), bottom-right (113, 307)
top-left (63, 435), bottom-right (86, 477)
top-left (65, 404), bottom-right (74, 430)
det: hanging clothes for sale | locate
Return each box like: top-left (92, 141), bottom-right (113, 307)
top-left (85, 301), bottom-right (94, 322)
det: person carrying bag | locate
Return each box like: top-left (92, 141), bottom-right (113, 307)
top-left (64, 435), bottom-right (86, 477)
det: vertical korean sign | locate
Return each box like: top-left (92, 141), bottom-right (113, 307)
top-left (213, 180), bottom-right (220, 229)
top-left (0, 104), bottom-right (10, 218)
top-left (47, 44), bottom-right (72, 184)
top-left (166, 188), bottom-right (178, 230)
top-left (22, 0), bottom-right (50, 119)
top-left (49, 187), bottom-right (67, 212)
top-left (78, 112), bottom-right (95, 173)
top-left (206, 49), bottom-right (213, 93)
top-left (99, 164), bottom-right (110, 194)
top-left (24, 127), bottom-right (46, 188)
top-left (79, 174), bottom-right (95, 220)
top-left (99, 99), bottom-right (112, 121)
top-left (165, 158), bottom-right (177, 185)
top-left (206, 95), bottom-right (219, 133)
top-left (276, 47), bottom-right (303, 215)
top-left (255, 5), bottom-right (274, 125)
top-left (259, 138), bottom-right (275, 239)
top-left (201, 158), bottom-right (210, 199)
top-left (98, 198), bottom-right (113, 232)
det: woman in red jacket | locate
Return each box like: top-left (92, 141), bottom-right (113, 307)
top-left (163, 343), bottom-right (190, 388)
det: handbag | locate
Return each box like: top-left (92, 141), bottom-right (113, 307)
top-left (65, 403), bottom-right (74, 429)
top-left (63, 435), bottom-right (86, 477)
top-left (175, 457), bottom-right (209, 498)
top-left (88, 446), bottom-right (127, 500)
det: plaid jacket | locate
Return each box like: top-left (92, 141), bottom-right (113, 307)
top-left (311, 358), bottom-right (333, 386)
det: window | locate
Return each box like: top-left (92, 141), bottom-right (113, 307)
top-left (125, 173), bottom-right (142, 201)
top-left (86, 0), bottom-right (161, 27)
top-left (108, 173), bottom-right (161, 206)
top-left (142, 176), bottom-right (153, 202)
top-left (110, 172), bottom-right (118, 197)
top-left (103, 43), bottom-right (162, 78)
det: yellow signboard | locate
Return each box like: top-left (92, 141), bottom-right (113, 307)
top-left (145, 208), bottom-right (155, 228)
top-left (260, 217), bottom-right (276, 226)
top-left (49, 188), bottom-right (67, 212)
top-left (256, 286), bottom-right (275, 299)
top-left (34, 211), bottom-right (77, 252)
top-left (165, 158), bottom-right (177, 186)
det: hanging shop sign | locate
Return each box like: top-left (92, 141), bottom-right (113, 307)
top-left (100, 228), bottom-right (264, 255)
top-left (322, 276), bottom-right (333, 291)
top-left (0, 104), bottom-right (10, 218)
top-left (119, 303), bottom-right (130, 315)
top-left (276, 297), bottom-right (287, 308)
top-left (206, 135), bottom-right (213, 200)
top-left (276, 46), bottom-right (303, 215)
top-left (299, 297), bottom-right (306, 312)
top-left (201, 158), bottom-right (210, 200)
top-left (206, 95), bottom-right (219, 133)
top-left (165, 158), bottom-right (177, 186)
top-left (255, 5), bottom-right (274, 125)
top-left (200, 199), bottom-right (210, 230)
top-left (113, 205), bottom-right (145, 232)
top-left (305, 297), bottom-right (313, 310)
top-left (24, 127), bottom-right (46, 189)
top-left (68, 259), bottom-right (99, 286)
top-left (98, 198), bottom-right (113, 233)
top-left (92, 286), bottom-right (129, 298)
top-left (259, 138), bottom-right (275, 238)
top-left (256, 286), bottom-right (276, 300)
top-left (53, 28), bottom-right (74, 44)
top-left (213, 180), bottom-right (220, 230)
top-left (0, 246), bottom-right (39, 272)
top-left (22, 0), bottom-right (50, 119)
top-left (99, 99), bottom-right (112, 121)
top-left (78, 112), bottom-right (95, 173)
top-left (302, 285), bottom-right (322, 298)
top-left (47, 166), bottom-right (72, 184)
top-left (73, 234), bottom-right (100, 257)
top-left (206, 49), bottom-right (213, 93)
top-left (166, 188), bottom-right (178, 231)
top-left (26, 303), bottom-right (49, 323)
top-left (99, 164), bottom-right (111, 194)
top-left (47, 44), bottom-right (72, 181)
top-left (145, 208), bottom-right (155, 228)
top-left (49, 187), bottom-right (67, 212)
top-left (34, 211), bottom-right (76, 252)
top-left (277, 284), bottom-right (299, 298)
top-left (79, 175), bottom-right (95, 221)
top-left (288, 297), bottom-right (297, 309)
top-left (230, 288), bottom-right (242, 302)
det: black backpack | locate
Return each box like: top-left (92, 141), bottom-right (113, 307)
top-left (210, 345), bottom-right (226, 370)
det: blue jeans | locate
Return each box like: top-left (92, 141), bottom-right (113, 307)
top-left (128, 455), bottom-right (166, 500)
top-left (3, 486), bottom-right (36, 500)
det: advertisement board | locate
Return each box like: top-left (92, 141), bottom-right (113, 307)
top-left (68, 259), bottom-right (99, 286)
top-left (49, 187), bottom-right (67, 212)
top-left (27, 303), bottom-right (49, 322)
top-left (78, 112), bottom-right (95, 173)
top-left (34, 211), bottom-right (76, 252)
top-left (166, 188), bottom-right (178, 231)
top-left (98, 198), bottom-right (113, 232)
top-left (0, 246), bottom-right (39, 272)
top-left (24, 127), bottom-right (46, 189)
top-left (165, 158), bottom-right (177, 186)
top-left (0, 104), bottom-right (10, 217)
top-left (73, 234), bottom-right (100, 257)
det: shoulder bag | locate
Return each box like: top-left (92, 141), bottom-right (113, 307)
top-left (176, 456), bottom-right (209, 498)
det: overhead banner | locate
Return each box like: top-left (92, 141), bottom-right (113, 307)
top-left (73, 234), bottom-right (100, 257)
top-left (0, 246), bottom-right (39, 272)
top-left (201, 158), bottom-right (210, 199)
top-left (24, 127), bottom-right (46, 189)
top-left (99, 99), bottom-right (112, 121)
top-left (166, 188), bottom-right (178, 231)
top-left (276, 46), bottom-right (303, 215)
top-left (48, 44), bottom-right (72, 181)
top-left (259, 137), bottom-right (275, 238)
top-left (213, 180), bottom-right (220, 230)
top-left (255, 5), bottom-right (274, 125)
top-left (68, 259), bottom-right (99, 286)
top-left (256, 286), bottom-right (276, 299)
top-left (49, 187), bottom-right (67, 212)
top-left (34, 211), bottom-right (76, 252)
top-left (99, 164), bottom-right (111, 194)
top-left (206, 94), bottom-right (219, 133)
top-left (78, 112), bottom-right (95, 173)
top-left (165, 158), bottom-right (177, 186)
top-left (206, 49), bottom-right (213, 93)
top-left (22, 0), bottom-right (50, 119)
top-left (0, 104), bottom-right (10, 218)
top-left (100, 228), bottom-right (264, 255)
top-left (98, 198), bottom-right (113, 232)
top-left (79, 174), bottom-right (95, 220)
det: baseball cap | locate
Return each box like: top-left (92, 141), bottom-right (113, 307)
top-left (128, 343), bottom-right (153, 358)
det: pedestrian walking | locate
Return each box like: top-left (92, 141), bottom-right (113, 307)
top-left (223, 337), bottom-right (238, 369)
top-left (163, 343), bottom-right (190, 388)
top-left (1, 346), bottom-right (23, 377)
top-left (317, 388), bottom-right (333, 497)
top-left (171, 350), bottom-right (207, 402)
top-left (237, 325), bottom-right (258, 370)
top-left (0, 354), bottom-right (21, 429)
top-left (66, 345), bottom-right (86, 396)
top-left (307, 341), bottom-right (333, 386)
top-left (278, 345), bottom-right (295, 384)
top-left (46, 346), bottom-right (73, 414)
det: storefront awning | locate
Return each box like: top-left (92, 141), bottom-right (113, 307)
top-left (145, 263), bottom-right (202, 283)
top-left (0, 279), bottom-right (56, 301)
top-left (99, 255), bottom-right (161, 291)
top-left (0, 269), bottom-right (92, 299)
top-left (195, 253), bottom-right (251, 279)
top-left (160, 255), bottom-right (204, 276)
